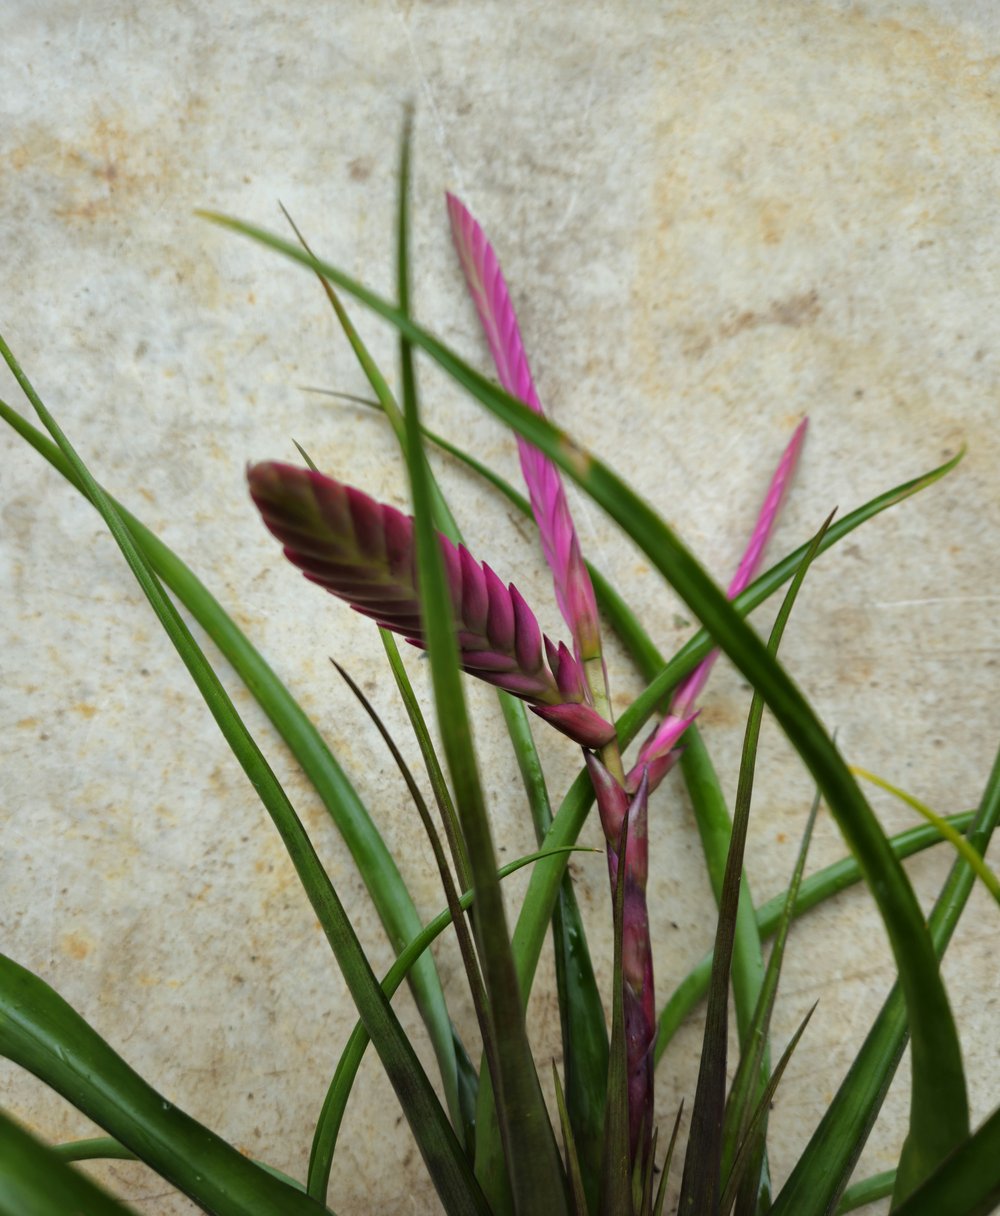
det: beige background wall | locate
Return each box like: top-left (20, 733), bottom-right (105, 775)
top-left (2, 3), bottom-right (998, 1212)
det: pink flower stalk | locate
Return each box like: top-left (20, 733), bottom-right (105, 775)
top-left (447, 193), bottom-right (602, 666)
top-left (586, 755), bottom-right (654, 1158)
top-left (247, 461), bottom-right (616, 749)
top-left (449, 197), bottom-right (665, 1170)
top-left (626, 419), bottom-right (808, 792)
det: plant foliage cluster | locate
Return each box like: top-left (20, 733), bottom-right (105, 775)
top-left (1, 122), bottom-right (998, 1216)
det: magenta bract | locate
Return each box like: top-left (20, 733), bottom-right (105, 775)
top-left (448, 193), bottom-right (603, 665)
top-left (248, 461), bottom-right (615, 749)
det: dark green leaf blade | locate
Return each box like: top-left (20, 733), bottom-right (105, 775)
top-left (655, 810), bottom-right (976, 1061)
top-left (552, 1062), bottom-right (590, 1216)
top-left (0, 396), bottom-right (466, 1154)
top-left (770, 741), bottom-right (1000, 1216)
top-left (835, 1170), bottom-right (895, 1214)
top-left (293, 180), bottom-right (606, 1188)
top-left (0, 1108), bottom-right (139, 1216)
top-left (720, 1002), bottom-right (818, 1216)
top-left (0, 336), bottom-right (488, 1216)
top-left (203, 213), bottom-right (972, 1187)
top-left (307, 843), bottom-right (595, 1199)
top-left (0, 956), bottom-right (331, 1216)
top-left (889, 1104), bottom-right (1000, 1216)
top-left (678, 514), bottom-right (830, 1216)
top-left (394, 126), bottom-right (567, 1216)
top-left (722, 785), bottom-right (822, 1205)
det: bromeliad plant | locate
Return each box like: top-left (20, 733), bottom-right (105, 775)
top-left (2, 118), bottom-right (999, 1216)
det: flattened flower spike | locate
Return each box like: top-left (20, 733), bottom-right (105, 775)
top-left (448, 193), bottom-right (603, 667)
top-left (248, 461), bottom-right (616, 749)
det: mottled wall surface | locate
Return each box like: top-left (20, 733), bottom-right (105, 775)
top-left (2, 3), bottom-right (998, 1213)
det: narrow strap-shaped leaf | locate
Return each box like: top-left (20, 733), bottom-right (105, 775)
top-left (721, 785), bottom-right (822, 1197)
top-left (551, 1063), bottom-right (590, 1216)
top-left (290, 200), bottom-right (605, 1211)
top-left (835, 1171), bottom-right (896, 1214)
top-left (889, 1104), bottom-right (1000, 1216)
top-left (504, 700), bottom-right (608, 1214)
top-left (0, 335), bottom-right (489, 1216)
top-left (0, 956), bottom-right (332, 1216)
top-left (51, 1136), bottom-right (309, 1193)
top-left (288, 202), bottom-right (600, 1171)
top-left (381, 630), bottom-right (472, 892)
top-left (654, 1104), bottom-right (685, 1216)
top-left (394, 137), bottom-right (569, 1215)
top-left (307, 844), bottom-right (592, 1199)
top-left (770, 740), bottom-right (1000, 1216)
top-left (720, 1002), bottom-right (818, 1215)
top-left (0, 398), bottom-right (466, 1151)
top-left (447, 193), bottom-right (601, 667)
top-left (331, 657), bottom-right (496, 1160)
top-left (852, 768), bottom-right (1000, 906)
top-left (655, 810), bottom-right (977, 1061)
top-left (52, 1136), bottom-right (135, 1163)
top-left (679, 727), bottom-right (768, 1050)
top-left (200, 219), bottom-right (972, 1176)
top-left (678, 514), bottom-right (829, 1215)
top-left (0, 1108), bottom-right (139, 1216)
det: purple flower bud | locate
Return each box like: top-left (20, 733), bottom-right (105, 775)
top-left (248, 461), bottom-right (614, 748)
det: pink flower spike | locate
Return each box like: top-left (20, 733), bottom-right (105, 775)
top-left (447, 193), bottom-right (602, 664)
top-left (248, 461), bottom-right (615, 748)
top-left (670, 418), bottom-right (808, 719)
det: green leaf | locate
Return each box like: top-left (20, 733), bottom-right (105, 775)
top-left (549, 876), bottom-right (609, 1215)
top-left (0, 335), bottom-right (487, 1216)
top-left (653, 1104), bottom-right (684, 1216)
top-left (393, 124), bottom-right (568, 1216)
top-left (0, 1108), bottom-right (139, 1216)
top-left (835, 1170), bottom-right (895, 1214)
top-left (720, 1002), bottom-right (817, 1216)
top-left (679, 728), bottom-right (768, 1047)
top-left (307, 844), bottom-right (595, 1199)
top-left (678, 513), bottom-right (829, 1216)
top-left (655, 810), bottom-right (976, 1061)
top-left (722, 785), bottom-right (822, 1204)
top-left (889, 1104), bottom-right (1000, 1216)
top-left (0, 396), bottom-right (465, 1158)
top-left (199, 226), bottom-right (970, 1163)
top-left (331, 652), bottom-right (493, 1161)
top-left (851, 768), bottom-right (1000, 907)
top-left (51, 1137), bottom-right (135, 1163)
top-left (0, 957), bottom-right (331, 1216)
top-left (290, 183), bottom-right (605, 1191)
top-left (551, 1063), bottom-right (590, 1216)
top-left (50, 1135), bottom-right (310, 1193)
top-left (770, 741), bottom-right (1000, 1216)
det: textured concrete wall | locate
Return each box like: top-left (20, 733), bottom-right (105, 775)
top-left (2, 3), bottom-right (998, 1212)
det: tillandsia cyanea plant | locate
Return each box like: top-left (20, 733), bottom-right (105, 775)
top-left (1, 115), bottom-right (1000, 1216)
